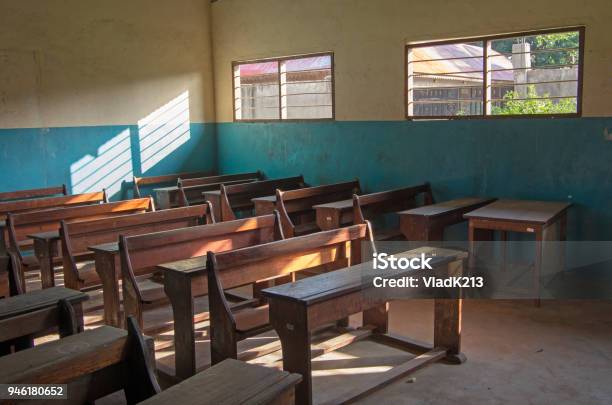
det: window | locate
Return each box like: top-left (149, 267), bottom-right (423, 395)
top-left (233, 53), bottom-right (334, 121)
top-left (406, 27), bottom-right (584, 119)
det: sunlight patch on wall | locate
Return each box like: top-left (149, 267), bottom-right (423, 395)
top-left (138, 91), bottom-right (191, 173)
top-left (70, 128), bottom-right (133, 197)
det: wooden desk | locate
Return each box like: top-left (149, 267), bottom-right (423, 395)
top-left (252, 195), bottom-right (277, 216)
top-left (398, 197), bottom-right (496, 240)
top-left (464, 199), bottom-right (571, 306)
top-left (261, 247), bottom-right (467, 405)
top-left (28, 230), bottom-right (61, 288)
top-left (312, 198), bottom-right (353, 230)
top-left (88, 241), bottom-right (121, 327)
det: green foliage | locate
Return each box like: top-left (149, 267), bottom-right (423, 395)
top-left (491, 31), bottom-right (579, 67)
top-left (491, 85), bottom-right (576, 115)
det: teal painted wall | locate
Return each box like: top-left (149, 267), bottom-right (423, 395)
top-left (217, 118), bottom-right (612, 240)
top-left (0, 123), bottom-right (216, 200)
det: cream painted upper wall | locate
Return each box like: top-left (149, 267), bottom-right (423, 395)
top-left (211, 0), bottom-right (611, 121)
top-left (0, 0), bottom-right (215, 128)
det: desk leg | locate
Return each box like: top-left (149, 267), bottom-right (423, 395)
top-left (74, 301), bottom-right (85, 333)
top-left (270, 300), bottom-right (312, 405)
top-left (468, 223), bottom-right (493, 273)
top-left (34, 239), bottom-right (57, 289)
top-left (165, 273), bottom-right (196, 380)
top-left (534, 230), bottom-right (542, 307)
top-left (434, 298), bottom-right (465, 364)
top-left (96, 254), bottom-right (122, 327)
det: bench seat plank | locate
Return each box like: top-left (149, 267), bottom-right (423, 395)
top-left (0, 326), bottom-right (127, 384)
top-left (139, 358), bottom-right (301, 405)
top-left (0, 286), bottom-right (87, 320)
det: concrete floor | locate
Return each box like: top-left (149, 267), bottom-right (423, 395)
top-left (31, 267), bottom-right (612, 404)
top-left (354, 299), bottom-right (612, 404)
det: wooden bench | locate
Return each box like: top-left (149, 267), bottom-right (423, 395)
top-left (276, 180), bottom-right (361, 237)
top-left (0, 184), bottom-right (67, 202)
top-left (262, 246), bottom-right (467, 405)
top-left (60, 205), bottom-right (212, 326)
top-left (215, 175), bottom-right (307, 221)
top-left (133, 170), bottom-right (212, 198)
top-left (120, 213), bottom-right (284, 336)
top-left (7, 197), bottom-right (154, 289)
top-left (353, 183), bottom-right (434, 240)
top-left (140, 358), bottom-right (301, 405)
top-left (0, 317), bottom-right (161, 404)
top-left (0, 287), bottom-right (88, 355)
top-left (0, 191), bottom-right (107, 260)
top-left (206, 224), bottom-right (371, 370)
top-left (177, 171), bottom-right (263, 207)
top-left (398, 197), bottom-right (497, 241)
top-left (0, 191), bottom-right (106, 222)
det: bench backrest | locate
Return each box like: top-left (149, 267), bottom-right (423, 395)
top-left (60, 205), bottom-right (212, 289)
top-left (276, 180), bottom-right (361, 236)
top-left (0, 317), bottom-right (160, 403)
top-left (133, 171), bottom-right (212, 198)
top-left (219, 175), bottom-right (307, 221)
top-left (138, 358), bottom-right (301, 405)
top-left (353, 183), bottom-right (434, 225)
top-left (206, 223), bottom-right (371, 359)
top-left (177, 178), bottom-right (258, 207)
top-left (7, 197), bottom-right (154, 258)
top-left (120, 213), bottom-right (284, 325)
top-left (0, 185), bottom-right (67, 202)
top-left (178, 171), bottom-right (262, 188)
top-left (176, 172), bottom-right (263, 207)
top-left (0, 190), bottom-right (106, 221)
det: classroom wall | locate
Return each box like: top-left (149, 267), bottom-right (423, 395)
top-left (212, 0), bottom-right (612, 240)
top-left (0, 0), bottom-right (217, 198)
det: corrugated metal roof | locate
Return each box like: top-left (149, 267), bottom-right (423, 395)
top-left (412, 43), bottom-right (513, 82)
top-left (239, 55), bottom-right (332, 77)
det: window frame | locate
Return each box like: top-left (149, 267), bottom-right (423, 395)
top-left (405, 26), bottom-right (585, 120)
top-left (232, 51), bottom-right (336, 122)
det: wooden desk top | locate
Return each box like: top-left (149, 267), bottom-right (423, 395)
top-left (158, 256), bottom-right (207, 276)
top-left (312, 198), bottom-right (353, 210)
top-left (89, 242), bottom-right (119, 254)
top-left (139, 358), bottom-right (301, 405)
top-left (399, 197), bottom-right (496, 218)
top-left (27, 230), bottom-right (60, 242)
top-left (262, 247), bottom-right (466, 305)
top-left (0, 287), bottom-right (88, 320)
top-left (251, 195), bottom-right (276, 203)
top-left (464, 199), bottom-right (571, 224)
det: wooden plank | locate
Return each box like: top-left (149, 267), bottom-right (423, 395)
top-left (261, 247), bottom-right (465, 304)
top-left (0, 185), bottom-right (66, 202)
top-left (399, 197), bottom-right (495, 217)
top-left (0, 287), bottom-right (87, 320)
top-left (0, 191), bottom-right (106, 220)
top-left (139, 358), bottom-right (300, 405)
top-left (321, 348), bottom-right (447, 405)
top-left (0, 326), bottom-right (128, 383)
top-left (463, 199), bottom-right (572, 224)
